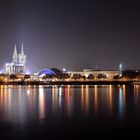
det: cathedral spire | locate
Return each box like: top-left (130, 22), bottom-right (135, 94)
top-left (12, 44), bottom-right (18, 64)
top-left (13, 44), bottom-right (17, 56)
top-left (21, 43), bottom-right (24, 55)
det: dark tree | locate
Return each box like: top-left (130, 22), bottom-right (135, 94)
top-left (87, 74), bottom-right (95, 79)
top-left (9, 74), bottom-right (17, 80)
top-left (24, 75), bottom-right (31, 79)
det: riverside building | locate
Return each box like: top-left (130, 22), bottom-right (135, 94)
top-left (4, 44), bottom-right (26, 74)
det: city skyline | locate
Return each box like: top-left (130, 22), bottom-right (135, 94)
top-left (0, 0), bottom-right (140, 73)
top-left (0, 43), bottom-right (138, 73)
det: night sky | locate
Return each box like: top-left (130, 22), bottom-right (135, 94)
top-left (0, 0), bottom-right (140, 73)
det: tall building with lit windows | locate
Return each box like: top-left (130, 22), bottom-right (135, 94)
top-left (4, 44), bottom-right (26, 74)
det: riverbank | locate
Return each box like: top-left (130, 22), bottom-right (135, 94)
top-left (0, 80), bottom-right (135, 85)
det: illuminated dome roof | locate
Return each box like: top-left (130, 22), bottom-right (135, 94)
top-left (38, 69), bottom-right (55, 76)
top-left (38, 68), bottom-right (63, 77)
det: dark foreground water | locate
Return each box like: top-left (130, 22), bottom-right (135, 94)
top-left (0, 85), bottom-right (140, 139)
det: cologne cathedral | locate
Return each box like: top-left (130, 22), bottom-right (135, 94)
top-left (4, 44), bottom-right (26, 74)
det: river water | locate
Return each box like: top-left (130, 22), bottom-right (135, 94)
top-left (0, 85), bottom-right (140, 139)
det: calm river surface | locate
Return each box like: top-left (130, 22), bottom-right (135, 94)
top-left (0, 85), bottom-right (140, 139)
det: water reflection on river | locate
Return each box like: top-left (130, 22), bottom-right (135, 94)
top-left (0, 85), bottom-right (140, 139)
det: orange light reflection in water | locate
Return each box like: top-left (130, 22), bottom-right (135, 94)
top-left (109, 85), bottom-right (112, 114)
top-left (123, 85), bottom-right (126, 110)
top-left (85, 85), bottom-right (89, 115)
top-left (39, 85), bottom-right (45, 120)
top-left (65, 85), bottom-right (70, 116)
top-left (0, 85), bottom-right (4, 110)
top-left (134, 85), bottom-right (139, 105)
top-left (81, 85), bottom-right (89, 116)
top-left (27, 85), bottom-right (35, 112)
top-left (94, 85), bottom-right (98, 114)
top-left (52, 85), bottom-right (58, 115)
top-left (81, 85), bottom-right (84, 114)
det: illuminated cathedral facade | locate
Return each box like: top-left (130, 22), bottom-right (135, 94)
top-left (4, 44), bottom-right (26, 74)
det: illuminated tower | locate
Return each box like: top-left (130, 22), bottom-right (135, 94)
top-left (19, 43), bottom-right (26, 64)
top-left (12, 44), bottom-right (18, 64)
top-left (119, 63), bottom-right (123, 76)
top-left (18, 43), bottom-right (26, 73)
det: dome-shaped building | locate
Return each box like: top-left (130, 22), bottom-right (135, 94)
top-left (38, 68), bottom-right (63, 78)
